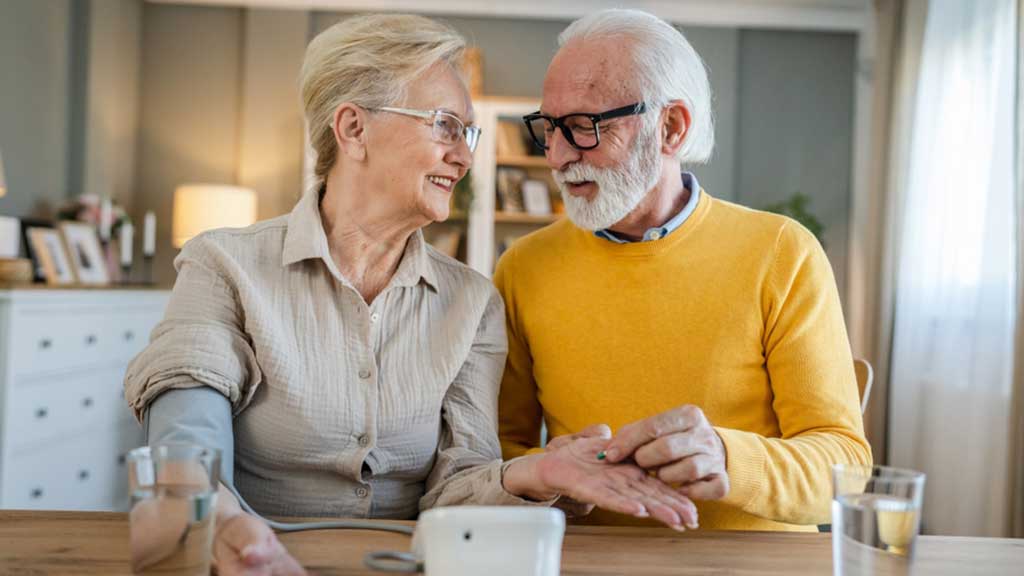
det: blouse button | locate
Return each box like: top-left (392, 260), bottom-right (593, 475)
top-left (356, 487), bottom-right (369, 498)
top-left (358, 368), bottom-right (371, 379)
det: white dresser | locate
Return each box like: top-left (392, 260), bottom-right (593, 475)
top-left (0, 288), bottom-right (170, 511)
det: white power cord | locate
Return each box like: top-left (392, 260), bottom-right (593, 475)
top-left (226, 483), bottom-right (420, 572)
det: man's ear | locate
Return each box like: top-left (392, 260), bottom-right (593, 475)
top-left (332, 103), bottom-right (367, 161)
top-left (660, 100), bottom-right (691, 157)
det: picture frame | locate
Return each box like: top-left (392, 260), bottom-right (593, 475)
top-left (21, 219), bottom-right (50, 282)
top-left (496, 167), bottom-right (526, 212)
top-left (59, 221), bottom-right (109, 285)
top-left (521, 179), bottom-right (552, 215)
top-left (0, 215), bottom-right (20, 258)
top-left (27, 227), bottom-right (76, 285)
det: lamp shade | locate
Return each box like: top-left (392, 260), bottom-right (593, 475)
top-left (172, 184), bottom-right (257, 248)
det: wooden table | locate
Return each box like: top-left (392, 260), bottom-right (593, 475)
top-left (1, 510), bottom-right (1022, 575)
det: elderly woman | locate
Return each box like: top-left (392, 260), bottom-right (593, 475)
top-left (125, 13), bottom-right (696, 576)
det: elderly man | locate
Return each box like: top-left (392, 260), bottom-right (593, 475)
top-left (496, 9), bottom-right (871, 532)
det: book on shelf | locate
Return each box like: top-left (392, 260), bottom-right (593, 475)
top-left (495, 167), bottom-right (526, 212)
top-left (521, 179), bottom-right (552, 215)
top-left (428, 228), bottom-right (462, 259)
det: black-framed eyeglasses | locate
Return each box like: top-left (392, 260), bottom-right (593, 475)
top-left (372, 107), bottom-right (481, 153)
top-left (523, 102), bottom-right (647, 151)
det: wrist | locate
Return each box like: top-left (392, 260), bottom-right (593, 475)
top-left (502, 455), bottom-right (559, 501)
top-left (214, 484), bottom-right (245, 527)
top-left (215, 508), bottom-right (246, 532)
top-left (713, 428), bottom-right (728, 469)
top-left (214, 510), bottom-right (247, 538)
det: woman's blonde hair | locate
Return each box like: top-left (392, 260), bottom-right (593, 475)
top-left (300, 14), bottom-right (466, 185)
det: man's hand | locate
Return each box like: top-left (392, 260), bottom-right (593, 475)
top-left (602, 405), bottom-right (729, 501)
top-left (504, 435), bottom-right (699, 531)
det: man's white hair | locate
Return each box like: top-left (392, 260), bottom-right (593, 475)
top-left (558, 9), bottom-right (714, 164)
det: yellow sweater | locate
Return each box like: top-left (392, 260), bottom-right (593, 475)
top-left (495, 192), bottom-right (871, 531)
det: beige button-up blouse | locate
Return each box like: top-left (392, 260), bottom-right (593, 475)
top-left (124, 190), bottom-right (538, 518)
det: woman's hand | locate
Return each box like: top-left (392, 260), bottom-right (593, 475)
top-left (214, 513), bottom-right (308, 576)
top-left (544, 424), bottom-right (612, 519)
top-left (504, 436), bottom-right (699, 531)
top-left (545, 423), bottom-right (612, 451)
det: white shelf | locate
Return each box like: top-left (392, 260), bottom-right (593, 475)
top-left (494, 212), bottom-right (560, 225)
top-left (464, 98), bottom-right (546, 276)
top-left (496, 155), bottom-right (549, 168)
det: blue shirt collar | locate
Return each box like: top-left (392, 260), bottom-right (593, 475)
top-left (595, 171), bottom-right (701, 244)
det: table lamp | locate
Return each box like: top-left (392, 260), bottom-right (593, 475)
top-left (172, 184), bottom-right (257, 248)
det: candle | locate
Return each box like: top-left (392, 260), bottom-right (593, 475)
top-left (99, 198), bottom-right (112, 242)
top-left (143, 211), bottom-right (156, 256)
top-left (120, 222), bottom-right (134, 267)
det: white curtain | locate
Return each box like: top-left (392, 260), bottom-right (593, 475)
top-left (888, 0), bottom-right (1017, 537)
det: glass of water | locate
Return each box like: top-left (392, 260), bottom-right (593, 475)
top-left (832, 464), bottom-right (926, 576)
top-left (127, 443), bottom-right (221, 575)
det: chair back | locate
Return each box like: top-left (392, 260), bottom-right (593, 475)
top-left (854, 358), bottom-right (873, 414)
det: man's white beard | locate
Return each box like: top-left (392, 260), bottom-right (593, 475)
top-left (553, 124), bottom-right (662, 231)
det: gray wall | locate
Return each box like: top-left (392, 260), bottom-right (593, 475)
top-left (0, 0), bottom-right (142, 221)
top-left (0, 4), bottom-right (856, 293)
top-left (135, 4), bottom-right (244, 285)
top-left (683, 26), bottom-right (740, 202)
top-left (83, 0), bottom-right (143, 214)
top-left (309, 13), bottom-right (854, 298)
top-left (237, 9), bottom-right (308, 220)
top-left (312, 13), bottom-right (567, 98)
top-left (0, 0), bottom-right (75, 219)
top-left (736, 30), bottom-right (856, 303)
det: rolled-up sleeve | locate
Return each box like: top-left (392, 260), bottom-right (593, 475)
top-left (124, 235), bottom-right (263, 421)
top-left (419, 288), bottom-right (554, 510)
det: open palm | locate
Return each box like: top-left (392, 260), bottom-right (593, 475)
top-left (536, 436), bottom-right (698, 530)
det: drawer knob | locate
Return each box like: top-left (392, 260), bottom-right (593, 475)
top-left (78, 469), bottom-right (90, 481)
top-left (35, 407), bottom-right (48, 419)
top-left (123, 330), bottom-right (135, 341)
top-left (82, 396), bottom-right (94, 408)
top-left (39, 338), bottom-right (52, 350)
top-left (85, 334), bottom-right (98, 346)
top-left (30, 487), bottom-right (43, 499)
